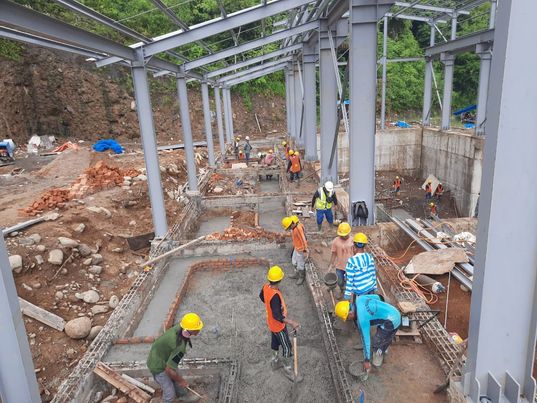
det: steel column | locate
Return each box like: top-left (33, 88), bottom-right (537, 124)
top-left (222, 87), bottom-right (232, 144)
top-left (287, 67), bottom-right (296, 141)
top-left (464, 2), bottom-right (537, 402)
top-left (214, 86), bottom-right (226, 156)
top-left (201, 82), bottom-right (216, 166)
top-left (131, 58), bottom-right (168, 237)
top-left (0, 236), bottom-right (41, 403)
top-left (285, 68), bottom-right (292, 137)
top-left (348, 0), bottom-right (393, 225)
top-left (319, 19), bottom-right (338, 183)
top-left (294, 61), bottom-right (304, 148)
top-left (475, 44), bottom-right (491, 135)
top-left (440, 15), bottom-right (457, 130)
top-left (303, 44), bottom-right (318, 161)
top-left (224, 88), bottom-right (234, 141)
top-left (176, 74), bottom-right (198, 192)
top-left (422, 24), bottom-right (436, 125)
top-left (380, 16), bottom-right (388, 130)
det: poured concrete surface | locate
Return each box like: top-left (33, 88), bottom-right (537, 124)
top-left (258, 178), bottom-right (280, 193)
top-left (194, 215), bottom-right (230, 238)
top-left (175, 265), bottom-right (337, 402)
top-left (258, 197), bottom-right (286, 232)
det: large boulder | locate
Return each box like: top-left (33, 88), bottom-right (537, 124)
top-left (64, 317), bottom-right (92, 339)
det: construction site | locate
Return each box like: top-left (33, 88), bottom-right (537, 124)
top-left (1, 1), bottom-right (536, 403)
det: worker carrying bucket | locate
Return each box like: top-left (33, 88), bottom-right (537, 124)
top-left (335, 295), bottom-right (401, 379)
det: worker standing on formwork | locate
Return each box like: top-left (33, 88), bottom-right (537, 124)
top-left (344, 233), bottom-right (377, 312)
top-left (147, 313), bottom-right (204, 403)
top-left (335, 295), bottom-right (401, 375)
top-left (329, 222), bottom-right (355, 295)
top-left (287, 150), bottom-right (302, 182)
top-left (233, 136), bottom-right (241, 159)
top-left (311, 181), bottom-right (338, 231)
top-left (243, 136), bottom-right (252, 165)
top-left (259, 266), bottom-right (302, 381)
top-left (282, 215), bottom-right (309, 285)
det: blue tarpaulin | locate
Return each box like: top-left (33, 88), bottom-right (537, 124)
top-left (453, 104), bottom-right (476, 116)
top-left (395, 120), bottom-right (411, 128)
top-left (93, 139), bottom-right (123, 154)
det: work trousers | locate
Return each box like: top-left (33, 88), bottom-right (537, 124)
top-left (316, 208), bottom-right (333, 225)
top-left (154, 371), bottom-right (188, 403)
top-left (271, 327), bottom-right (293, 357)
top-left (336, 269), bottom-right (346, 290)
top-left (292, 249), bottom-right (306, 272)
top-left (371, 321), bottom-right (398, 354)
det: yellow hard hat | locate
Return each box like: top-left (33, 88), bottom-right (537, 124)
top-left (294, 152), bottom-right (299, 157)
top-left (269, 149), bottom-right (273, 153)
top-left (290, 215), bottom-right (299, 224)
top-left (353, 232), bottom-right (368, 245)
top-left (396, 176), bottom-right (400, 179)
top-left (180, 313), bottom-right (204, 331)
top-left (429, 202), bottom-right (435, 207)
top-left (288, 149), bottom-right (294, 156)
top-left (335, 300), bottom-right (350, 321)
top-left (282, 141), bottom-right (287, 146)
top-left (281, 216), bottom-right (293, 230)
top-left (267, 265), bottom-right (284, 282)
top-left (428, 181), bottom-right (432, 184)
top-left (236, 137), bottom-right (240, 141)
top-left (337, 222), bottom-right (351, 237)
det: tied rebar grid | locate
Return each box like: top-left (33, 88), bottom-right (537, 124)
top-left (368, 243), bottom-right (462, 373)
top-left (306, 261), bottom-right (355, 403)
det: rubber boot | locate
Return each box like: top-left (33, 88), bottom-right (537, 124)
top-left (317, 223), bottom-right (322, 232)
top-left (282, 357), bottom-right (304, 382)
top-left (288, 268), bottom-right (299, 279)
top-left (372, 349), bottom-right (384, 367)
top-left (177, 388), bottom-right (200, 402)
top-left (296, 270), bottom-right (305, 286)
top-left (271, 351), bottom-right (283, 370)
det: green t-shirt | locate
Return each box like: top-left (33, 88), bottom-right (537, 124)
top-left (147, 325), bottom-right (188, 375)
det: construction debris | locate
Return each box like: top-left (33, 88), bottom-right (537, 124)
top-left (206, 227), bottom-right (287, 242)
top-left (93, 362), bottom-right (151, 403)
top-left (18, 297), bottom-right (66, 331)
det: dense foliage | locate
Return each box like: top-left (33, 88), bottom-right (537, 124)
top-left (2, 1), bottom-right (490, 115)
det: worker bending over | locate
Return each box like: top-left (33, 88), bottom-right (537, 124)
top-left (147, 313), bottom-right (204, 403)
top-left (259, 266), bottom-right (302, 381)
top-left (344, 233), bottom-right (377, 309)
top-left (281, 215), bottom-right (309, 285)
top-left (329, 222), bottom-right (354, 294)
top-left (311, 181), bottom-right (338, 231)
top-left (335, 295), bottom-right (401, 374)
top-left (393, 176), bottom-right (401, 195)
top-left (263, 149), bottom-right (275, 180)
top-left (287, 150), bottom-right (302, 182)
top-left (429, 202), bottom-right (437, 217)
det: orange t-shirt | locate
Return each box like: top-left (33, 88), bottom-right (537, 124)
top-left (291, 223), bottom-right (308, 252)
top-left (331, 236), bottom-right (355, 270)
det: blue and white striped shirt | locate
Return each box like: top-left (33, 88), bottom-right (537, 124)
top-left (344, 252), bottom-right (377, 299)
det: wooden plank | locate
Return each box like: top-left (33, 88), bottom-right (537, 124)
top-left (121, 374), bottom-right (155, 395)
top-left (94, 362), bottom-right (150, 403)
top-left (18, 297), bottom-right (65, 331)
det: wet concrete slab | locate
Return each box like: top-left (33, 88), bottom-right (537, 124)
top-left (194, 215), bottom-right (230, 238)
top-left (258, 197), bottom-right (286, 232)
top-left (258, 178), bottom-right (280, 193)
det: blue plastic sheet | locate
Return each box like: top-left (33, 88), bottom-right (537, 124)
top-left (464, 123), bottom-right (476, 129)
top-left (92, 139), bottom-right (123, 154)
top-left (395, 120), bottom-right (410, 128)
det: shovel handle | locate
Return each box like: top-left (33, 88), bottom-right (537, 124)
top-left (292, 332), bottom-right (298, 377)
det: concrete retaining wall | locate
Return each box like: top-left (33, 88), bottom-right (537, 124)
top-left (375, 128), bottom-right (422, 175)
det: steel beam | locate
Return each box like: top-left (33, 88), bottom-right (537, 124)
top-left (201, 82), bottom-right (216, 166)
top-left (393, 1), bottom-right (469, 14)
top-left (440, 15), bottom-right (457, 131)
top-left (422, 24), bottom-right (435, 126)
top-left (386, 13), bottom-right (447, 23)
top-left (206, 44), bottom-right (302, 78)
top-left (287, 66), bottom-right (296, 141)
top-left (465, 2), bottom-right (537, 402)
top-left (285, 68), bottom-right (292, 137)
top-left (380, 16), bottom-right (388, 130)
top-left (176, 74), bottom-right (198, 192)
top-left (475, 44), bottom-right (491, 135)
top-left (213, 86), bottom-right (226, 156)
top-left (327, 0), bottom-right (349, 26)
top-left (142, 0), bottom-right (315, 58)
top-left (224, 63), bottom-right (286, 87)
top-left (0, 236), bottom-right (41, 403)
top-left (319, 19), bottom-right (338, 184)
top-left (183, 21), bottom-right (317, 71)
top-left (303, 43), bottom-right (318, 161)
top-left (131, 56), bottom-right (168, 237)
top-left (294, 61), bottom-right (304, 147)
top-left (425, 29), bottom-right (494, 57)
top-left (223, 88), bottom-right (234, 142)
top-left (217, 56), bottom-right (292, 84)
top-left (348, 0), bottom-right (393, 226)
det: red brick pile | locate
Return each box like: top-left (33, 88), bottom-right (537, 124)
top-left (22, 189), bottom-right (71, 216)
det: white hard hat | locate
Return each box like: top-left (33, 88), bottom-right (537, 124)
top-left (325, 181), bottom-right (334, 191)
top-left (245, 136), bottom-right (250, 141)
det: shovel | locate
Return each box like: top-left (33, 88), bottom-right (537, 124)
top-left (290, 329), bottom-right (303, 400)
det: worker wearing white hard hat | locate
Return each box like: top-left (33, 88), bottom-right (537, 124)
top-left (243, 136), bottom-right (252, 165)
top-left (311, 181), bottom-right (338, 231)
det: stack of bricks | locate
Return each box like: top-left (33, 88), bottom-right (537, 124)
top-left (21, 189), bottom-right (71, 216)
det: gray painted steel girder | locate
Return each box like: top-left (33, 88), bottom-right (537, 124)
top-left (303, 43), bottom-right (318, 161)
top-left (206, 44), bottom-right (302, 78)
top-left (213, 86), bottom-right (226, 156)
top-left (141, 0), bottom-right (316, 58)
top-left (201, 82), bottom-right (216, 166)
top-left (217, 56), bottom-right (293, 84)
top-left (0, 235), bottom-right (41, 403)
top-left (224, 63), bottom-right (287, 87)
top-left (184, 21), bottom-right (317, 71)
top-left (465, 1), bottom-right (537, 401)
top-left (425, 29), bottom-right (494, 57)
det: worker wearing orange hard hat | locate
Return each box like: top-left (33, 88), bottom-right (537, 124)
top-left (329, 222), bottom-right (355, 294)
top-left (147, 313), bottom-right (203, 402)
top-left (259, 266), bottom-right (301, 381)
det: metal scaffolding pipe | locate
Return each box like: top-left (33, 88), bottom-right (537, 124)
top-left (131, 58), bottom-right (168, 237)
top-left (213, 86), bottom-right (226, 157)
top-left (201, 82), bottom-right (216, 166)
top-left (176, 74), bottom-right (198, 192)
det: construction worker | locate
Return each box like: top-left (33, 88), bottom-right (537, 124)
top-left (329, 222), bottom-right (354, 294)
top-left (344, 233), bottom-right (377, 308)
top-left (429, 202), bottom-right (437, 217)
top-left (335, 295), bottom-right (401, 374)
top-left (233, 136), bottom-right (241, 159)
top-left (281, 216), bottom-right (308, 285)
top-left (435, 182), bottom-right (444, 201)
top-left (263, 149), bottom-right (275, 180)
top-left (243, 136), bottom-right (252, 164)
top-left (282, 141), bottom-right (290, 160)
top-left (393, 176), bottom-right (401, 195)
top-left (425, 181), bottom-right (433, 201)
top-left (311, 181), bottom-right (338, 231)
top-left (259, 266), bottom-right (302, 381)
top-left (287, 150), bottom-right (302, 182)
top-left (147, 313), bottom-right (203, 403)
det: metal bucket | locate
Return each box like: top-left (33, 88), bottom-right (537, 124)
top-left (323, 272), bottom-right (338, 289)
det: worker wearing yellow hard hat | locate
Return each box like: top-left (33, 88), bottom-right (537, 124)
top-left (287, 150), bottom-right (302, 183)
top-left (329, 222), bottom-right (354, 294)
top-left (260, 266), bottom-right (301, 381)
top-left (147, 312), bottom-right (204, 402)
top-left (281, 215), bottom-right (309, 285)
top-left (334, 294), bottom-right (401, 375)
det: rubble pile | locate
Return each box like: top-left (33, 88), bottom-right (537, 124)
top-left (21, 189), bottom-right (71, 215)
top-left (206, 226), bottom-right (287, 242)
